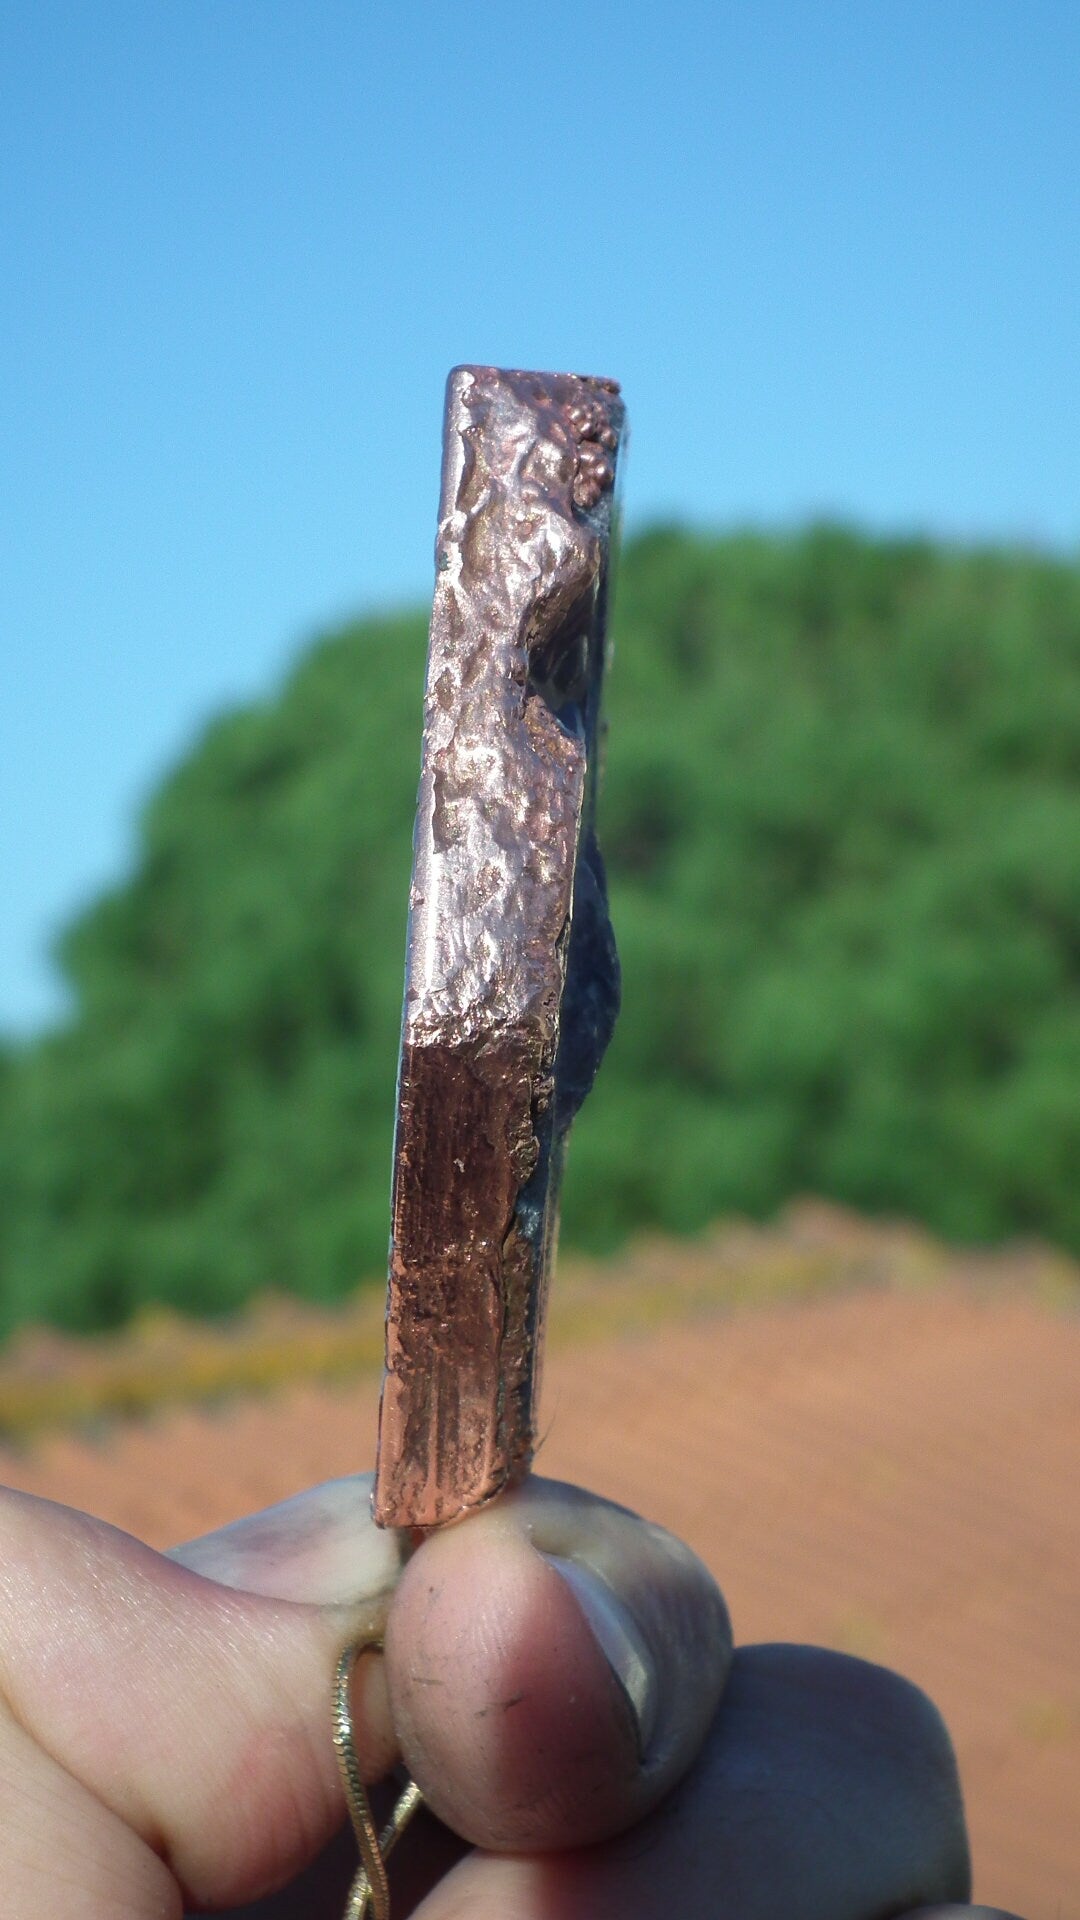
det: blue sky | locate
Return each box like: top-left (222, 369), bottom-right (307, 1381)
top-left (3, 1), bottom-right (1078, 1034)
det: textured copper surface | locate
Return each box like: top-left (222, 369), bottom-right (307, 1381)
top-left (373, 366), bottom-right (625, 1529)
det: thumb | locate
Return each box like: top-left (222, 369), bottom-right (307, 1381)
top-left (0, 1477), bottom-right (405, 1914)
top-left (384, 1476), bottom-right (733, 1851)
top-left (0, 1473), bottom-right (730, 1914)
top-left (180, 1474), bottom-right (730, 1866)
top-left (182, 1472), bottom-right (732, 1864)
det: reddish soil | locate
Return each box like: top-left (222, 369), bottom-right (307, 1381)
top-left (1, 1210), bottom-right (1076, 1917)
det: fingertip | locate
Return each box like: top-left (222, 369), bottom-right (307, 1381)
top-left (168, 1473), bottom-right (404, 1608)
top-left (389, 1524), bottom-right (640, 1847)
top-left (384, 1477), bottom-right (731, 1852)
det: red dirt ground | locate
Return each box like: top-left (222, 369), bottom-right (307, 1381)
top-left (1, 1208), bottom-right (1076, 1917)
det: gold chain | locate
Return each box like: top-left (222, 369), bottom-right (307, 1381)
top-left (333, 1637), bottom-right (425, 1920)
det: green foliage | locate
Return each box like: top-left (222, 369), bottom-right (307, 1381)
top-left (4, 527), bottom-right (1080, 1334)
top-left (1, 612), bottom-right (425, 1330)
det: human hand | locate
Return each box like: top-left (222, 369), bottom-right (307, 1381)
top-left (0, 1474), bottom-right (1019, 1918)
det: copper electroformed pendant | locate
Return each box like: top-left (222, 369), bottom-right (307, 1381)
top-left (373, 366), bottom-right (625, 1530)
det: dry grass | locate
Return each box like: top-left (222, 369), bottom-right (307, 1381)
top-left (2, 1199), bottom-right (1076, 1440)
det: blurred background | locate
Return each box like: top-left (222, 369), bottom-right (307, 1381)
top-left (1, 5), bottom-right (1078, 1914)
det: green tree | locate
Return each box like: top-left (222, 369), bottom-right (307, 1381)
top-left (4, 528), bottom-right (1080, 1335)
